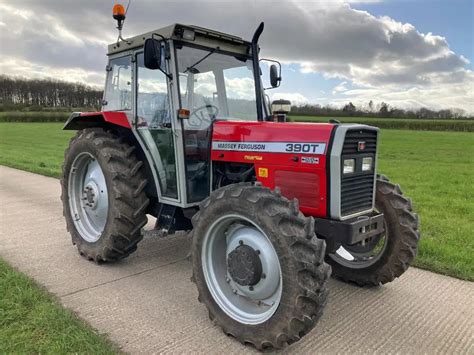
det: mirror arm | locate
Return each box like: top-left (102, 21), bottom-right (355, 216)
top-left (150, 33), bottom-right (173, 80)
top-left (260, 58), bottom-right (282, 90)
top-left (160, 69), bottom-right (173, 81)
top-left (151, 33), bottom-right (167, 41)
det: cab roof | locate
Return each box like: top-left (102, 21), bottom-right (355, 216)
top-left (107, 23), bottom-right (251, 56)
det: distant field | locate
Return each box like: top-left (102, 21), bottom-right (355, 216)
top-left (0, 123), bottom-right (473, 281)
top-left (1, 112), bottom-right (473, 132)
top-left (290, 115), bottom-right (474, 131)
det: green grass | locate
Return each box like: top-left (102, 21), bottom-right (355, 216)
top-left (377, 130), bottom-right (474, 280)
top-left (0, 258), bottom-right (118, 353)
top-left (290, 115), bottom-right (474, 132)
top-left (0, 123), bottom-right (473, 281)
top-left (0, 123), bottom-right (75, 177)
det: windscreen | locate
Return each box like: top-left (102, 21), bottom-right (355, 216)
top-left (176, 44), bottom-right (258, 124)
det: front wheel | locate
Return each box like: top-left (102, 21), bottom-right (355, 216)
top-left (326, 174), bottom-right (420, 286)
top-left (191, 183), bottom-right (331, 350)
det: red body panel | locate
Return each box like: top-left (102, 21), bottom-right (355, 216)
top-left (79, 111), bottom-right (131, 128)
top-left (212, 121), bottom-right (335, 217)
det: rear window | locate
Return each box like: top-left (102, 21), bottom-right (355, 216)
top-left (103, 56), bottom-right (132, 111)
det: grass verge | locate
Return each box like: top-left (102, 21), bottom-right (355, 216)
top-left (0, 123), bottom-right (473, 280)
top-left (0, 258), bottom-right (117, 353)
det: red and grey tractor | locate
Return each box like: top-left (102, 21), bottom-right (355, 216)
top-left (61, 12), bottom-right (420, 350)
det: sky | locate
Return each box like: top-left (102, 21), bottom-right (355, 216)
top-left (0, 0), bottom-right (472, 113)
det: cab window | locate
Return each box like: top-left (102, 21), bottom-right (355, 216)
top-left (103, 56), bottom-right (132, 111)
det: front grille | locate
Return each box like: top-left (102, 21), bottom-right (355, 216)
top-left (342, 129), bottom-right (377, 154)
top-left (340, 129), bottom-right (377, 216)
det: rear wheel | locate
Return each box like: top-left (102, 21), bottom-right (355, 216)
top-left (191, 183), bottom-right (330, 350)
top-left (327, 174), bottom-right (420, 286)
top-left (61, 128), bottom-right (149, 262)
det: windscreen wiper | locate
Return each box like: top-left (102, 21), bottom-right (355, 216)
top-left (184, 46), bottom-right (220, 74)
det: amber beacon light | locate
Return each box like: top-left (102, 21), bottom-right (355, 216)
top-left (113, 3), bottom-right (126, 30)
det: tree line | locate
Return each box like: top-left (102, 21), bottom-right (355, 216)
top-left (291, 100), bottom-right (470, 119)
top-left (0, 75), bottom-right (103, 111)
top-left (0, 75), bottom-right (470, 119)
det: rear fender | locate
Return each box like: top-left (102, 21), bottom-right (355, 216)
top-left (63, 111), bottom-right (131, 130)
top-left (63, 111), bottom-right (160, 207)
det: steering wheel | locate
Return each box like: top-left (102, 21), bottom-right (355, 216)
top-left (188, 104), bottom-right (219, 127)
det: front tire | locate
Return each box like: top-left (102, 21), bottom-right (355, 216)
top-left (191, 183), bottom-right (331, 350)
top-left (61, 128), bottom-right (149, 262)
top-left (327, 174), bottom-right (420, 286)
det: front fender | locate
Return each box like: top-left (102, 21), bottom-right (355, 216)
top-left (63, 111), bottom-right (131, 130)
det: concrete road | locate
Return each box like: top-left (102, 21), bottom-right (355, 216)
top-left (0, 165), bottom-right (473, 354)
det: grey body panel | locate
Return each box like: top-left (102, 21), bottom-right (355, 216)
top-left (330, 124), bottom-right (379, 221)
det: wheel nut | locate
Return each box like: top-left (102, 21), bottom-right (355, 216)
top-left (239, 240), bottom-right (244, 245)
top-left (261, 273), bottom-right (266, 279)
top-left (249, 286), bottom-right (254, 291)
top-left (256, 249), bottom-right (261, 255)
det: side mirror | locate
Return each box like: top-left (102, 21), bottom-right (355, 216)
top-left (144, 38), bottom-right (162, 70)
top-left (270, 64), bottom-right (281, 88)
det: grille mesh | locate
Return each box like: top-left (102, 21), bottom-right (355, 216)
top-left (340, 129), bottom-right (377, 216)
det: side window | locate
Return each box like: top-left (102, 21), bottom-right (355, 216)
top-left (103, 56), bottom-right (132, 111)
top-left (136, 52), bottom-right (170, 128)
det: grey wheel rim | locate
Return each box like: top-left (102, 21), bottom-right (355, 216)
top-left (68, 152), bottom-right (108, 243)
top-left (201, 214), bottom-right (282, 325)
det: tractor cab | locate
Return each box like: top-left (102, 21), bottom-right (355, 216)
top-left (101, 23), bottom-right (279, 206)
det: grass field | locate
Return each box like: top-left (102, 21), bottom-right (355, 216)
top-left (290, 115), bottom-right (474, 132)
top-left (0, 123), bottom-right (74, 177)
top-left (0, 123), bottom-right (473, 281)
top-left (0, 258), bottom-right (117, 353)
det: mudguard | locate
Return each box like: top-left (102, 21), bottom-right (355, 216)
top-left (63, 111), bottom-right (131, 130)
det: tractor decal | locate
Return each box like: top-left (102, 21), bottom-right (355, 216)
top-left (212, 141), bottom-right (327, 154)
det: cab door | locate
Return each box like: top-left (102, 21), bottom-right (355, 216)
top-left (134, 51), bottom-right (179, 201)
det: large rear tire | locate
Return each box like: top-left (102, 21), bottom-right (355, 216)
top-left (191, 183), bottom-right (331, 350)
top-left (327, 174), bottom-right (420, 286)
top-left (61, 128), bottom-right (149, 262)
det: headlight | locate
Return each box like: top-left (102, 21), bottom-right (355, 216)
top-left (343, 159), bottom-right (355, 174)
top-left (362, 157), bottom-right (373, 171)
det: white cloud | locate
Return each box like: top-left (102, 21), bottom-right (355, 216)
top-left (271, 92), bottom-right (309, 106)
top-left (225, 77), bottom-right (256, 100)
top-left (0, 0), bottom-right (472, 112)
top-left (0, 55), bottom-right (104, 87)
top-left (332, 81), bottom-right (348, 95)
